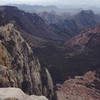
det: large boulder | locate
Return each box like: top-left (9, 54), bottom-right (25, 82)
top-left (0, 88), bottom-right (48, 100)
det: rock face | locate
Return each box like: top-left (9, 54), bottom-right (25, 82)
top-left (56, 71), bottom-right (100, 100)
top-left (0, 88), bottom-right (48, 100)
top-left (0, 24), bottom-right (54, 100)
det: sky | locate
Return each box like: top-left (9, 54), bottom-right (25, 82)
top-left (0, 0), bottom-right (100, 7)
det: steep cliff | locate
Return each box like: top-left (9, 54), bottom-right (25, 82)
top-left (0, 24), bottom-right (54, 100)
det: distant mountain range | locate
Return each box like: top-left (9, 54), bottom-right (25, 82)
top-left (0, 6), bottom-right (65, 46)
top-left (9, 4), bottom-right (100, 14)
top-left (9, 4), bottom-right (59, 13)
top-left (2, 6), bottom-right (100, 45)
top-left (39, 10), bottom-right (100, 40)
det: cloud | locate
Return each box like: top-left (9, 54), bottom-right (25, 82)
top-left (0, 0), bottom-right (100, 7)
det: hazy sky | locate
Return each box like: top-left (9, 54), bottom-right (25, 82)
top-left (0, 0), bottom-right (100, 7)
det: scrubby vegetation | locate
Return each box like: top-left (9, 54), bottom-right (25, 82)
top-left (0, 44), bottom-right (10, 67)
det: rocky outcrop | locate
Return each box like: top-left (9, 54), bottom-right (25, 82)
top-left (56, 71), bottom-right (100, 100)
top-left (0, 24), bottom-right (54, 100)
top-left (0, 88), bottom-right (48, 100)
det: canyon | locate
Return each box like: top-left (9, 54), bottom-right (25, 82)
top-left (0, 5), bottom-right (100, 100)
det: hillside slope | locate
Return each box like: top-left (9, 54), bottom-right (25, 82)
top-left (0, 6), bottom-right (63, 42)
top-left (56, 25), bottom-right (100, 100)
top-left (64, 25), bottom-right (100, 78)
